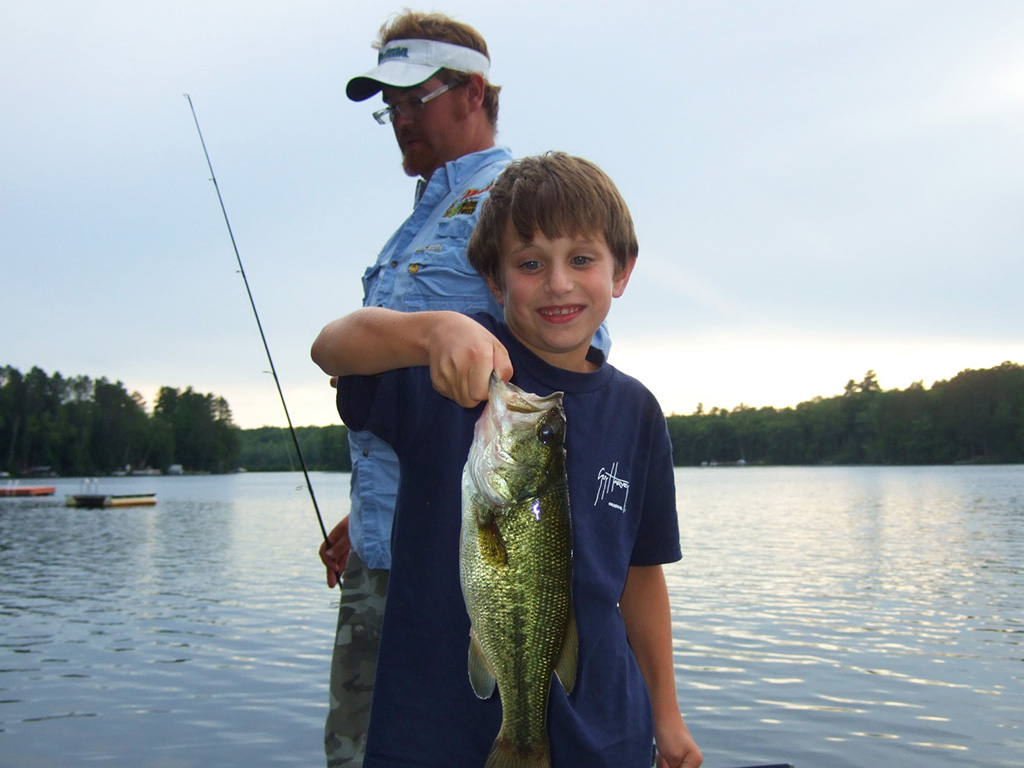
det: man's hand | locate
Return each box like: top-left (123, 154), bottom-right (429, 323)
top-left (319, 516), bottom-right (351, 588)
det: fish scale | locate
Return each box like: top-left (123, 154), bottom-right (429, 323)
top-left (460, 375), bottom-right (577, 768)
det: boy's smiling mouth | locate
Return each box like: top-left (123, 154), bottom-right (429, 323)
top-left (538, 305), bottom-right (584, 323)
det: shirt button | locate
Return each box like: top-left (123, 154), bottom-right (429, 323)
top-left (362, 450), bottom-right (370, 457)
top-left (390, 260), bottom-right (398, 268)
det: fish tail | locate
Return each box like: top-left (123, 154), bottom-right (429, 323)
top-left (483, 733), bottom-right (551, 768)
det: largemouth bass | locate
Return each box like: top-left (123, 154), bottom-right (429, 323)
top-left (460, 374), bottom-right (577, 768)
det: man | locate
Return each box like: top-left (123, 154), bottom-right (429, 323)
top-left (318, 12), bottom-right (512, 767)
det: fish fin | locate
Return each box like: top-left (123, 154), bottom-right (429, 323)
top-left (468, 632), bottom-right (497, 699)
top-left (478, 518), bottom-right (508, 566)
top-left (553, 609), bottom-right (578, 695)
top-left (484, 733), bottom-right (551, 768)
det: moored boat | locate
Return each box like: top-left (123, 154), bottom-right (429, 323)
top-left (1, 485), bottom-right (57, 497)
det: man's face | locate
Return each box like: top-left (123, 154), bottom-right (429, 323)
top-left (381, 77), bottom-right (467, 179)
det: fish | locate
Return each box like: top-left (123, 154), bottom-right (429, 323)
top-left (460, 373), bottom-right (577, 768)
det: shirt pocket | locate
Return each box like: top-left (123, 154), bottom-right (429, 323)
top-left (401, 216), bottom-right (496, 313)
top-left (361, 262), bottom-right (384, 305)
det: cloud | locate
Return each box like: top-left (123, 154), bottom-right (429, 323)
top-left (3, 1), bottom-right (1023, 428)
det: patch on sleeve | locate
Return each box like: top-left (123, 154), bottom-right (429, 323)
top-left (443, 183), bottom-right (493, 218)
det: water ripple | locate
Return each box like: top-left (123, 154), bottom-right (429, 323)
top-left (3, 468), bottom-right (1023, 767)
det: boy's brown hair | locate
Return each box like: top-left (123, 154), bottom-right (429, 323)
top-left (377, 10), bottom-right (501, 129)
top-left (467, 152), bottom-right (638, 287)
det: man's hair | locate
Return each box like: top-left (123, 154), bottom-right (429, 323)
top-left (468, 153), bottom-right (639, 287)
top-left (377, 10), bottom-right (500, 128)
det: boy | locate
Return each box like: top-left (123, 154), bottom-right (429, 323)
top-left (311, 153), bottom-right (702, 768)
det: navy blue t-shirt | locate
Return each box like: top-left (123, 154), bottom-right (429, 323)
top-left (337, 314), bottom-right (682, 768)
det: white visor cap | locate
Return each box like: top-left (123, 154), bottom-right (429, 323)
top-left (346, 38), bottom-right (491, 102)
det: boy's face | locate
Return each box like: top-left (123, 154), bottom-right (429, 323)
top-left (488, 226), bottom-right (635, 372)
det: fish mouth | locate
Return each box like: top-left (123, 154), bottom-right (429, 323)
top-left (465, 375), bottom-right (564, 507)
top-left (491, 375), bottom-right (563, 416)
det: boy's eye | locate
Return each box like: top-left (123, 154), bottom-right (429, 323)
top-left (518, 259), bottom-right (542, 271)
top-left (571, 254), bottom-right (593, 266)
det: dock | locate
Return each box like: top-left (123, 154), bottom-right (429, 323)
top-left (65, 493), bottom-right (157, 509)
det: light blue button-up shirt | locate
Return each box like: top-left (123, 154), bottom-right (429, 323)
top-left (348, 146), bottom-right (513, 569)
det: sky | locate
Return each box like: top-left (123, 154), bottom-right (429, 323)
top-left (3, 1), bottom-right (1023, 429)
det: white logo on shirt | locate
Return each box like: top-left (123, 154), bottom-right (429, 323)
top-left (595, 462), bottom-right (629, 513)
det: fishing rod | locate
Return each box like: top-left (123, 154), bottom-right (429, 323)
top-left (184, 93), bottom-right (330, 546)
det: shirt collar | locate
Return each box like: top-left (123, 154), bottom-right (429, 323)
top-left (414, 145), bottom-right (512, 205)
top-left (495, 321), bottom-right (612, 394)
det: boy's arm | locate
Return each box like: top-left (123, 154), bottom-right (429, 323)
top-left (311, 307), bottom-right (512, 407)
top-left (620, 565), bottom-right (703, 768)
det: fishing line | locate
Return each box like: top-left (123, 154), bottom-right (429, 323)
top-left (184, 93), bottom-right (330, 546)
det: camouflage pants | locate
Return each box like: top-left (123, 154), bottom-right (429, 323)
top-left (324, 550), bottom-right (389, 768)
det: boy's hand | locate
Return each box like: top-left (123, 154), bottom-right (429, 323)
top-left (654, 716), bottom-right (702, 767)
top-left (425, 313), bottom-right (513, 407)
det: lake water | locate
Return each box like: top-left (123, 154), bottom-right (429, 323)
top-left (0, 466), bottom-right (1021, 767)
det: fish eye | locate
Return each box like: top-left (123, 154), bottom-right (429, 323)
top-left (538, 424), bottom-right (557, 445)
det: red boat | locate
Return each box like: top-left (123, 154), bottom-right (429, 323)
top-left (0, 485), bottom-right (56, 497)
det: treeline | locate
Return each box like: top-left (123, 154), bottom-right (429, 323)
top-left (242, 362), bottom-right (1024, 470)
top-left (668, 362), bottom-right (1024, 466)
top-left (239, 426), bottom-right (350, 472)
top-left (5, 362), bottom-right (1023, 477)
top-left (1, 366), bottom-right (239, 476)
